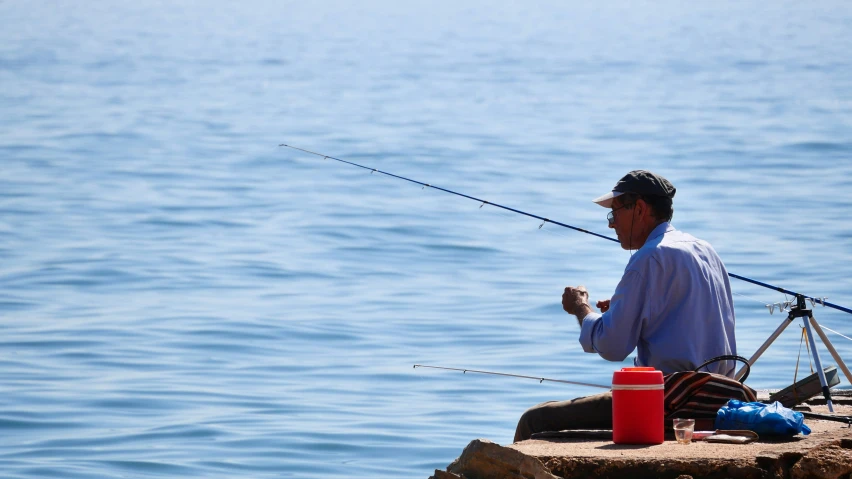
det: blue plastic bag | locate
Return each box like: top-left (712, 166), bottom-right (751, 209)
top-left (715, 399), bottom-right (811, 436)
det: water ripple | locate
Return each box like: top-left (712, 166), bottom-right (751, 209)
top-left (1, 2), bottom-right (851, 479)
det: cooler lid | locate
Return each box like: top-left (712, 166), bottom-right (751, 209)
top-left (612, 367), bottom-right (663, 385)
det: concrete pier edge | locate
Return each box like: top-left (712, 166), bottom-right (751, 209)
top-left (430, 397), bottom-right (852, 479)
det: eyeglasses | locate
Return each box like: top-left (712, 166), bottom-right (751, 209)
top-left (607, 203), bottom-right (631, 225)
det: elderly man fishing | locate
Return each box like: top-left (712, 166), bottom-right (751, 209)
top-left (514, 170), bottom-right (737, 442)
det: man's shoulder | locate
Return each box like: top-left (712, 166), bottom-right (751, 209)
top-left (639, 226), bottom-right (715, 261)
top-left (655, 224), bottom-right (715, 248)
top-left (655, 227), bottom-right (725, 268)
top-left (660, 228), bottom-right (702, 246)
top-left (628, 224), bottom-right (717, 270)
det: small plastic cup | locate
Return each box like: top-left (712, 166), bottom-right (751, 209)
top-left (673, 418), bottom-right (695, 444)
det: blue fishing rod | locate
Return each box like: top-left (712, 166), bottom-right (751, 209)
top-left (281, 143), bottom-right (852, 317)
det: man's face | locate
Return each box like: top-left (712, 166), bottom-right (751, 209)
top-left (608, 197), bottom-right (634, 250)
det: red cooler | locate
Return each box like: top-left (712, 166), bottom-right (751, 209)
top-left (612, 367), bottom-right (664, 444)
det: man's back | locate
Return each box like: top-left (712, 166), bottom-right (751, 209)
top-left (580, 222), bottom-right (737, 376)
top-left (628, 224), bottom-right (737, 375)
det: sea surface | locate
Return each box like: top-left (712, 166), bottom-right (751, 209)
top-left (2, 1), bottom-right (852, 477)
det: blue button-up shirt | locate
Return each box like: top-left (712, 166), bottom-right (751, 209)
top-left (579, 222), bottom-right (737, 376)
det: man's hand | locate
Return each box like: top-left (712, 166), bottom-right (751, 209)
top-left (562, 285), bottom-right (593, 325)
top-left (596, 299), bottom-right (611, 313)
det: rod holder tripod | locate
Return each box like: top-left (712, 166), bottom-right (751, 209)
top-left (735, 295), bottom-right (852, 413)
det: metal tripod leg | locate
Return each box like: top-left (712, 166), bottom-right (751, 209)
top-left (735, 314), bottom-right (795, 381)
top-left (802, 312), bottom-right (834, 412)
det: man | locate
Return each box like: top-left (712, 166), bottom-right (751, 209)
top-left (514, 170), bottom-right (736, 442)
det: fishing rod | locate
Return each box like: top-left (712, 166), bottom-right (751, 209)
top-left (281, 143), bottom-right (852, 316)
top-left (281, 144), bottom-right (614, 243)
top-left (413, 364), bottom-right (611, 389)
top-left (414, 364), bottom-right (852, 425)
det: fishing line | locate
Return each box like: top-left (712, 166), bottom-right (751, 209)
top-left (821, 326), bottom-right (852, 343)
top-left (282, 144), bottom-right (852, 316)
top-left (732, 291), bottom-right (774, 306)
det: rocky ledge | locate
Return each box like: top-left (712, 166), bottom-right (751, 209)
top-left (430, 404), bottom-right (852, 479)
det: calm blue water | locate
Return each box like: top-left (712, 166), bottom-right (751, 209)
top-left (2, 1), bottom-right (852, 477)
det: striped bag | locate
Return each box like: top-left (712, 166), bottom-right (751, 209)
top-left (664, 371), bottom-right (757, 419)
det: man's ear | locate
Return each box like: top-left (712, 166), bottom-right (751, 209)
top-left (634, 198), bottom-right (647, 218)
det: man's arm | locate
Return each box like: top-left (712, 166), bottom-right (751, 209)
top-left (578, 270), bottom-right (648, 361)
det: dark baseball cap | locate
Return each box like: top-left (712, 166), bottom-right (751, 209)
top-left (593, 170), bottom-right (676, 208)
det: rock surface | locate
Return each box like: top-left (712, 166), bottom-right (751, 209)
top-left (430, 439), bottom-right (561, 479)
top-left (431, 405), bottom-right (852, 479)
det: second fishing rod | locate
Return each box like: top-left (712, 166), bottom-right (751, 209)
top-left (280, 143), bottom-right (852, 317)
